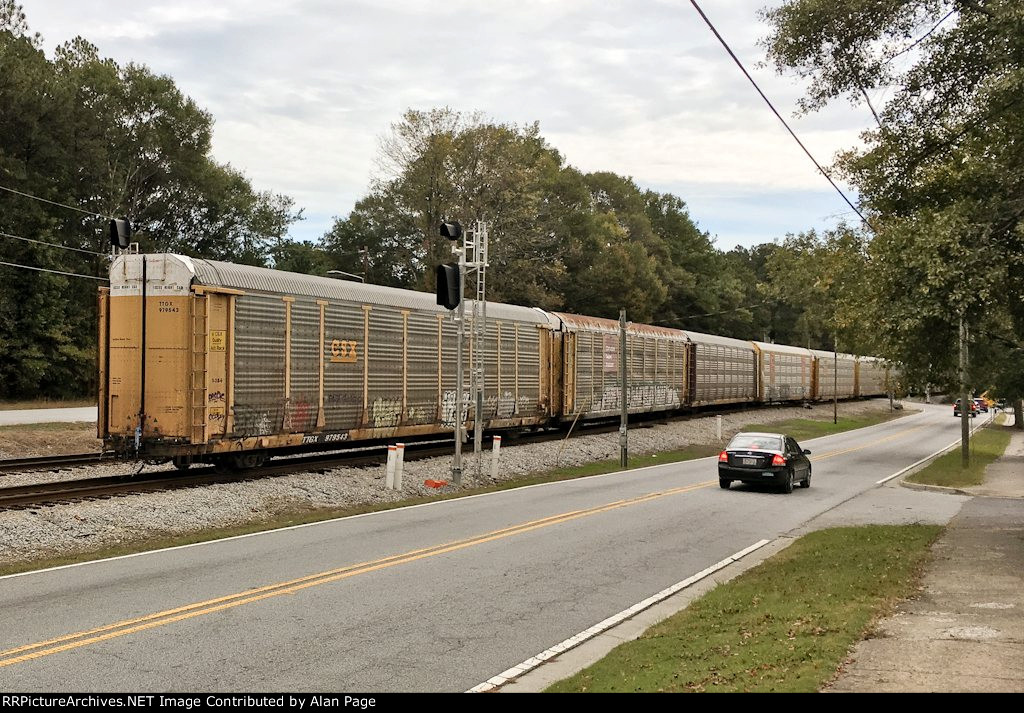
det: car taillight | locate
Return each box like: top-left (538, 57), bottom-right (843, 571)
top-left (718, 451), bottom-right (729, 462)
top-left (771, 454), bottom-right (786, 466)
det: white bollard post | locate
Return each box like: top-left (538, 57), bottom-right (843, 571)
top-left (385, 445), bottom-right (397, 490)
top-left (716, 415), bottom-right (722, 442)
top-left (395, 443), bottom-right (405, 490)
top-left (490, 436), bottom-right (502, 480)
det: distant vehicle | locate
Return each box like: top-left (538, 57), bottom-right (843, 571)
top-left (718, 432), bottom-right (812, 494)
top-left (953, 399), bottom-right (977, 418)
top-left (973, 398), bottom-right (989, 413)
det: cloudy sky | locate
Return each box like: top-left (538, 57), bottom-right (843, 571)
top-left (22, 0), bottom-right (877, 250)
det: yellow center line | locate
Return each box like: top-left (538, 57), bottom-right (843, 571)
top-left (0, 418), bottom-right (936, 670)
top-left (810, 422), bottom-right (931, 462)
top-left (0, 480), bottom-right (715, 668)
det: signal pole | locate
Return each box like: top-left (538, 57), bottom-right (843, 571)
top-left (441, 220), bottom-right (488, 485)
top-left (452, 244), bottom-right (467, 485)
top-left (465, 222), bottom-right (489, 478)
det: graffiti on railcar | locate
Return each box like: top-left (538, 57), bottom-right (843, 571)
top-left (371, 397), bottom-right (401, 428)
top-left (595, 384), bottom-right (681, 411)
top-left (441, 390), bottom-right (471, 427)
top-left (495, 391), bottom-right (516, 418)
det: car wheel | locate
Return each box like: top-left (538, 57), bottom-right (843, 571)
top-left (782, 469), bottom-right (794, 494)
top-left (719, 479), bottom-right (731, 489)
top-left (801, 467), bottom-right (811, 488)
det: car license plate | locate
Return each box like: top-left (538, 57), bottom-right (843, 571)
top-left (742, 457), bottom-right (758, 465)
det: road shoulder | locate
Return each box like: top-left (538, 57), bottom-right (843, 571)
top-left (826, 427), bottom-right (1024, 692)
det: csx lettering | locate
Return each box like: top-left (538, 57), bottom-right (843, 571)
top-left (330, 339), bottom-right (358, 363)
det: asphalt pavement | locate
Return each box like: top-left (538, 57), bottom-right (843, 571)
top-left (0, 403), bottom-right (1016, 692)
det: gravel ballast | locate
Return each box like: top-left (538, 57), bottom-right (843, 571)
top-left (0, 400), bottom-right (902, 568)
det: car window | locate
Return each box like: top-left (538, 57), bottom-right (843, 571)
top-left (729, 435), bottom-right (783, 451)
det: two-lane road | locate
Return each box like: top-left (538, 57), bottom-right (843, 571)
top-left (0, 403), bottom-right (976, 691)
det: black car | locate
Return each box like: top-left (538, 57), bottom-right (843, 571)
top-left (718, 432), bottom-right (812, 493)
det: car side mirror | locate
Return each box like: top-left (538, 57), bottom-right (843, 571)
top-left (803, 449), bottom-right (811, 455)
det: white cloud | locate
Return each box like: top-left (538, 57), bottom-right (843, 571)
top-left (22, 0), bottom-right (877, 247)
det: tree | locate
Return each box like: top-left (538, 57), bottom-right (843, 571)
top-left (762, 227), bottom-right (875, 355)
top-left (761, 0), bottom-right (1024, 404)
top-left (0, 3), bottom-right (300, 398)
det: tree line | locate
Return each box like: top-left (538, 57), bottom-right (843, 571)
top-left (2, 0), bottom-right (1020, 412)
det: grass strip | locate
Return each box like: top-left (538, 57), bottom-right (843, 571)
top-left (547, 524), bottom-right (941, 693)
top-left (740, 411), bottom-right (907, 443)
top-left (0, 444), bottom-right (720, 577)
top-left (0, 421), bottom-right (96, 433)
top-left (0, 400), bottom-right (94, 411)
top-left (906, 423), bottom-right (1012, 488)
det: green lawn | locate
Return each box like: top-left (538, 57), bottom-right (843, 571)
top-left (906, 423), bottom-right (1012, 488)
top-left (547, 525), bottom-right (941, 693)
top-left (740, 410), bottom-right (908, 443)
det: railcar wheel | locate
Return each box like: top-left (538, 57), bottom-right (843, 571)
top-left (230, 452), bottom-right (266, 470)
top-left (172, 457), bottom-right (191, 472)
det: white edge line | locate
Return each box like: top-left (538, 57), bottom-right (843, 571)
top-left (875, 412), bottom-right (994, 485)
top-left (466, 538), bottom-right (773, 693)
top-left (1, 404), bottom-right (940, 582)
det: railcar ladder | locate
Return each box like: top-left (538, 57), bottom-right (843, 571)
top-left (190, 296), bottom-right (209, 444)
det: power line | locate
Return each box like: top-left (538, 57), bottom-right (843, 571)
top-left (1, 230), bottom-right (106, 256)
top-left (656, 302), bottom-right (767, 325)
top-left (0, 183), bottom-right (109, 219)
top-left (883, 9), bottom-right (956, 65)
top-left (687, 0), bottom-right (872, 231)
top-left (0, 260), bottom-right (108, 281)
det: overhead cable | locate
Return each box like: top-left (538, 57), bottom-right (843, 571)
top-left (688, 0), bottom-right (872, 230)
top-left (1, 230), bottom-right (106, 256)
top-left (0, 183), bottom-right (109, 219)
top-left (0, 260), bottom-right (108, 281)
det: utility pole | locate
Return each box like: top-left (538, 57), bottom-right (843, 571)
top-left (960, 313), bottom-right (970, 468)
top-left (619, 309), bottom-right (628, 468)
top-left (833, 335), bottom-right (838, 425)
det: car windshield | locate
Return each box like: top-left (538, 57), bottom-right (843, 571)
top-left (729, 435), bottom-right (783, 451)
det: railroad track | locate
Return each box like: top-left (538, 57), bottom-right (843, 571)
top-left (0, 421), bottom-right (622, 510)
top-left (0, 402), bottom-right (770, 510)
top-left (0, 444), bottom-right (453, 510)
top-left (0, 452), bottom-right (114, 473)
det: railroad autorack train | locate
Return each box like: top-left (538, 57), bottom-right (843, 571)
top-left (98, 253), bottom-right (890, 469)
